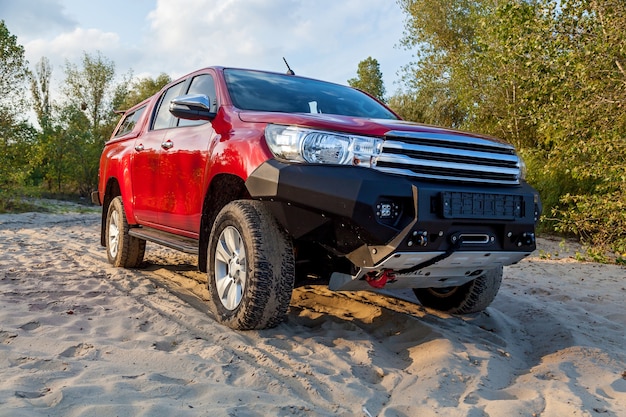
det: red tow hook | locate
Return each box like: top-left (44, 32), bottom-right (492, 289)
top-left (365, 269), bottom-right (396, 289)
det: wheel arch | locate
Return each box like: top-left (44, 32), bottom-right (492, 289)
top-left (100, 177), bottom-right (136, 247)
top-left (206, 199), bottom-right (295, 329)
top-left (198, 173), bottom-right (250, 272)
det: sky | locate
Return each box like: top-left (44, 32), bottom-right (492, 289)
top-left (0, 0), bottom-right (416, 97)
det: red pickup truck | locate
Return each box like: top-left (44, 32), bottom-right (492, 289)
top-left (93, 66), bottom-right (540, 330)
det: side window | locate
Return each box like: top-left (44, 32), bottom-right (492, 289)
top-left (178, 74), bottom-right (217, 127)
top-left (114, 106), bottom-right (146, 138)
top-left (152, 81), bottom-right (185, 130)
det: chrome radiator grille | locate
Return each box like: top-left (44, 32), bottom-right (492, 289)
top-left (375, 130), bottom-right (522, 185)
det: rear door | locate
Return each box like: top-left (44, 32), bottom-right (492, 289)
top-left (130, 81), bottom-right (185, 226)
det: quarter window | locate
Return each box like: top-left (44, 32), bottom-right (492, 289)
top-left (114, 106), bottom-right (146, 138)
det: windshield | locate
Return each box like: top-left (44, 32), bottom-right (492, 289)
top-left (224, 69), bottom-right (398, 120)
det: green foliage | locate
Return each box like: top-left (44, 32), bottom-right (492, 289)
top-left (39, 51), bottom-right (135, 195)
top-left (60, 105), bottom-right (101, 197)
top-left (62, 51), bottom-right (118, 140)
top-left (348, 57), bottom-right (386, 101)
top-left (34, 56), bottom-right (172, 196)
top-left (8, 50), bottom-right (134, 196)
top-left (101, 73), bottom-right (171, 148)
top-left (0, 20), bottom-right (30, 117)
top-left (555, 190), bottom-right (626, 257)
top-left (0, 24), bottom-right (171, 204)
top-left (386, 92), bottom-right (426, 122)
top-left (530, 0), bottom-right (626, 256)
top-left (394, 0), bottom-right (486, 129)
top-left (395, 0), bottom-right (626, 259)
top-left (30, 57), bottom-right (54, 130)
top-left (34, 105), bottom-right (97, 195)
top-left (0, 20), bottom-right (32, 195)
top-left (118, 73), bottom-right (171, 111)
top-left (0, 118), bottom-right (37, 189)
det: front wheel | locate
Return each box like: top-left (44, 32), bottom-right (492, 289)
top-left (207, 200), bottom-right (295, 330)
top-left (413, 267), bottom-right (503, 314)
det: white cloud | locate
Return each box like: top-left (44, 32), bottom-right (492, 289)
top-left (24, 28), bottom-right (121, 72)
top-left (139, 0), bottom-right (411, 88)
top-left (0, 0), bottom-right (76, 39)
top-left (27, 28), bottom-right (119, 58)
top-left (143, 0), bottom-right (303, 74)
top-left (6, 0), bottom-right (413, 101)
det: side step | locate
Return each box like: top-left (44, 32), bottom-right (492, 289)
top-left (129, 227), bottom-right (199, 254)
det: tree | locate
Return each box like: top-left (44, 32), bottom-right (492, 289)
top-left (100, 72), bottom-right (171, 145)
top-left (30, 56), bottom-right (54, 130)
top-left (37, 116), bottom-right (73, 193)
top-left (59, 105), bottom-right (98, 196)
top-left (118, 73), bottom-right (171, 111)
top-left (394, 0), bottom-right (486, 129)
top-left (0, 20), bottom-right (30, 117)
top-left (0, 119), bottom-right (36, 190)
top-left (394, 0), bottom-right (626, 256)
top-left (386, 92), bottom-right (425, 122)
top-left (348, 57), bottom-right (386, 101)
top-left (58, 51), bottom-right (133, 195)
top-left (62, 51), bottom-right (116, 139)
top-left (0, 20), bottom-right (32, 198)
top-left (535, 0), bottom-right (626, 256)
top-left (97, 72), bottom-right (171, 153)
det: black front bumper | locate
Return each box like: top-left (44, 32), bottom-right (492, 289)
top-left (245, 159), bottom-right (540, 265)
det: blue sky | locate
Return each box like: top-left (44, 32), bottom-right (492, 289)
top-left (1, 0), bottom-right (415, 96)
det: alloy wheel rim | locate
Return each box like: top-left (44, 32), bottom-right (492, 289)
top-left (214, 226), bottom-right (247, 310)
top-left (108, 210), bottom-right (120, 258)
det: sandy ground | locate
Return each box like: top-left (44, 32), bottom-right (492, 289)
top-left (0, 209), bottom-right (624, 417)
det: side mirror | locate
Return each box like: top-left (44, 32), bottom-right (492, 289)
top-left (169, 94), bottom-right (216, 121)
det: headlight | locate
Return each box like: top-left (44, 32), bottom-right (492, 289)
top-left (265, 124), bottom-right (382, 167)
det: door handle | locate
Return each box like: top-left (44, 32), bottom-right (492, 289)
top-left (161, 140), bottom-right (174, 150)
top-left (134, 144), bottom-right (144, 151)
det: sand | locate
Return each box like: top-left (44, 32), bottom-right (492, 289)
top-left (0, 209), bottom-right (624, 416)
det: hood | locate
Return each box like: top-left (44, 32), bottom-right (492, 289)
top-left (237, 111), bottom-right (509, 145)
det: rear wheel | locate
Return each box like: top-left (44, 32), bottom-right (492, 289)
top-left (105, 196), bottom-right (145, 267)
top-left (413, 267), bottom-right (503, 314)
top-left (207, 200), bottom-right (295, 330)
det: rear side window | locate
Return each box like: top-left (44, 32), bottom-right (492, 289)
top-left (152, 81), bottom-right (185, 130)
top-left (114, 106), bottom-right (146, 138)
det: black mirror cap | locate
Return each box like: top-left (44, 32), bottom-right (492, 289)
top-left (169, 94), bottom-right (216, 121)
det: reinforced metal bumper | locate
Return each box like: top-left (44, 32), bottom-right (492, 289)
top-left (328, 250), bottom-right (529, 291)
top-left (246, 159), bottom-right (540, 289)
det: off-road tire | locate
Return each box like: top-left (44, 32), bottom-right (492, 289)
top-left (207, 200), bottom-right (295, 330)
top-left (105, 196), bottom-right (146, 267)
top-left (413, 266), bottom-right (503, 314)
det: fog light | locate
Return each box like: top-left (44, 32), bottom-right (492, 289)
top-left (380, 203), bottom-right (392, 218)
top-left (375, 200), bottom-right (400, 222)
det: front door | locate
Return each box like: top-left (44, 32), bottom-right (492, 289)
top-left (155, 73), bottom-right (219, 235)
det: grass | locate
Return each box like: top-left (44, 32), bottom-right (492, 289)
top-left (0, 189), bottom-right (100, 214)
top-left (0, 196), bottom-right (44, 214)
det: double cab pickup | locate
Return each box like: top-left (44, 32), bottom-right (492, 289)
top-left (93, 67), bottom-right (541, 330)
